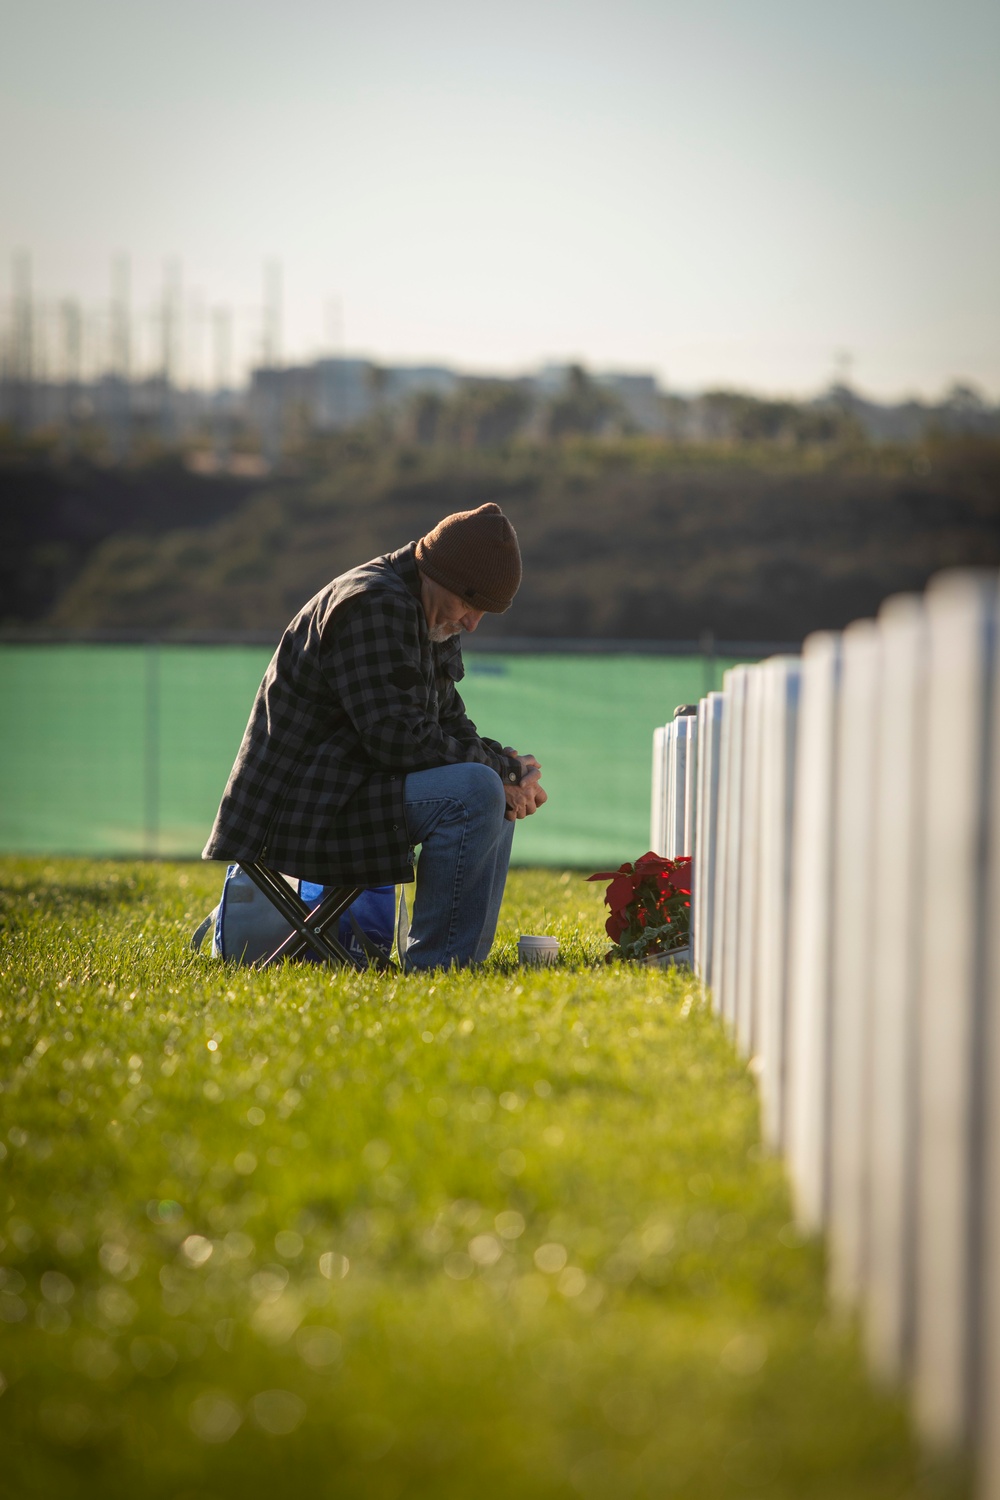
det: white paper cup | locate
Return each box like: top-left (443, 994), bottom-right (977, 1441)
top-left (518, 935), bottom-right (560, 966)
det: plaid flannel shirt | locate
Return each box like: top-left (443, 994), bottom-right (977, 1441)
top-left (202, 542), bottom-right (522, 885)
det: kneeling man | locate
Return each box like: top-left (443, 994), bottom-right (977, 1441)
top-left (203, 502), bottom-right (546, 969)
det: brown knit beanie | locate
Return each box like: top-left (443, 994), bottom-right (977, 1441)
top-left (415, 502), bottom-right (521, 613)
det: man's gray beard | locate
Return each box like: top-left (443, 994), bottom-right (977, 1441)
top-left (428, 623), bottom-right (462, 644)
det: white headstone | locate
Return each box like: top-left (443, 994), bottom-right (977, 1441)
top-left (754, 656), bottom-right (802, 1151)
top-left (683, 712), bottom-right (700, 857)
top-left (786, 631), bottom-right (842, 1234)
top-left (714, 666), bottom-right (751, 1029)
top-left (734, 665), bottom-right (766, 1057)
top-left (694, 692), bottom-right (725, 986)
top-left (827, 618), bottom-right (881, 1312)
top-left (979, 574), bottom-right (1000, 1499)
top-left (667, 716), bottom-right (694, 858)
top-left (912, 570), bottom-right (998, 1450)
top-left (650, 725), bottom-right (668, 855)
top-left (664, 720), bottom-right (678, 857)
top-left (671, 714), bottom-right (695, 858)
top-left (864, 593), bottom-right (926, 1386)
top-left (710, 675), bottom-right (736, 1014)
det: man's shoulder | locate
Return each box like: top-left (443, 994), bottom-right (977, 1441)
top-left (340, 543), bottom-right (419, 599)
top-left (290, 544), bottom-right (422, 638)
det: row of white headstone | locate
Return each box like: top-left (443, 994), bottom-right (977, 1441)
top-left (649, 570), bottom-right (1000, 1494)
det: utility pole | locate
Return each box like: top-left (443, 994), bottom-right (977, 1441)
top-left (109, 255), bottom-right (131, 460)
top-left (324, 294), bottom-right (343, 428)
top-left (186, 287), bottom-right (207, 445)
top-left (211, 305), bottom-right (233, 468)
top-left (159, 258), bottom-right (182, 445)
top-left (11, 251), bottom-right (33, 432)
top-left (260, 258), bottom-right (283, 466)
top-left (833, 348), bottom-right (854, 390)
top-left (262, 258), bottom-right (282, 366)
top-left (59, 298), bottom-right (83, 453)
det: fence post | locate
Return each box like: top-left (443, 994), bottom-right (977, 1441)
top-left (755, 657), bottom-right (801, 1152)
top-left (827, 618), bottom-right (881, 1312)
top-left (864, 593), bottom-right (926, 1386)
top-left (912, 571), bottom-right (997, 1450)
top-left (786, 631), bottom-right (842, 1234)
top-left (143, 644), bottom-right (160, 858)
top-left (694, 692), bottom-right (725, 987)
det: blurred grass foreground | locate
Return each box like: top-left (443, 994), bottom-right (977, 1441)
top-left (0, 861), bottom-right (967, 1500)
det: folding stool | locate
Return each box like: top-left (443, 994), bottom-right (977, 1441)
top-left (238, 860), bottom-right (367, 970)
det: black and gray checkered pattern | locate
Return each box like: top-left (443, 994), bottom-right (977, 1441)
top-left (203, 543), bottom-right (521, 886)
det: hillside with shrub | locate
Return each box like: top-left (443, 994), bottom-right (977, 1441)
top-left (3, 428), bottom-right (999, 644)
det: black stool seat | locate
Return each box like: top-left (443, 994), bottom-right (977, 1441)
top-left (238, 861), bottom-right (366, 970)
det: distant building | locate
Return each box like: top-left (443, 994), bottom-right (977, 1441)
top-left (6, 338), bottom-right (996, 454)
top-left (313, 359), bottom-right (378, 429)
top-left (248, 358), bottom-right (462, 434)
top-left (596, 373), bottom-right (666, 434)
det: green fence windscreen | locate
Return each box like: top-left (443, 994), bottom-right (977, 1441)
top-left (0, 645), bottom-right (751, 868)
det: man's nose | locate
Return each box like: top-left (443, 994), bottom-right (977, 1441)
top-left (461, 610), bottom-right (484, 633)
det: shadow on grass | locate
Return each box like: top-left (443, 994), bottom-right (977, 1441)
top-left (0, 864), bottom-right (159, 932)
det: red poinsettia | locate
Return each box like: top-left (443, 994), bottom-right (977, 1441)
top-left (587, 852), bottom-right (692, 961)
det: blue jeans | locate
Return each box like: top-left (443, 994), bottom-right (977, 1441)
top-left (403, 763), bottom-right (515, 971)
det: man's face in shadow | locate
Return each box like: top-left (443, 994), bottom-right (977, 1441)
top-left (419, 573), bottom-right (486, 643)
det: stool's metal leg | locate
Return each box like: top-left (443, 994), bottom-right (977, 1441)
top-left (238, 863), bottom-right (361, 969)
top-left (262, 884), bottom-right (364, 969)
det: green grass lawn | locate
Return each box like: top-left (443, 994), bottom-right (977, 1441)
top-left (0, 859), bottom-right (967, 1500)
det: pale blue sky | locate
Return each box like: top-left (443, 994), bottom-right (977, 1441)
top-left (2, 0), bottom-right (997, 396)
